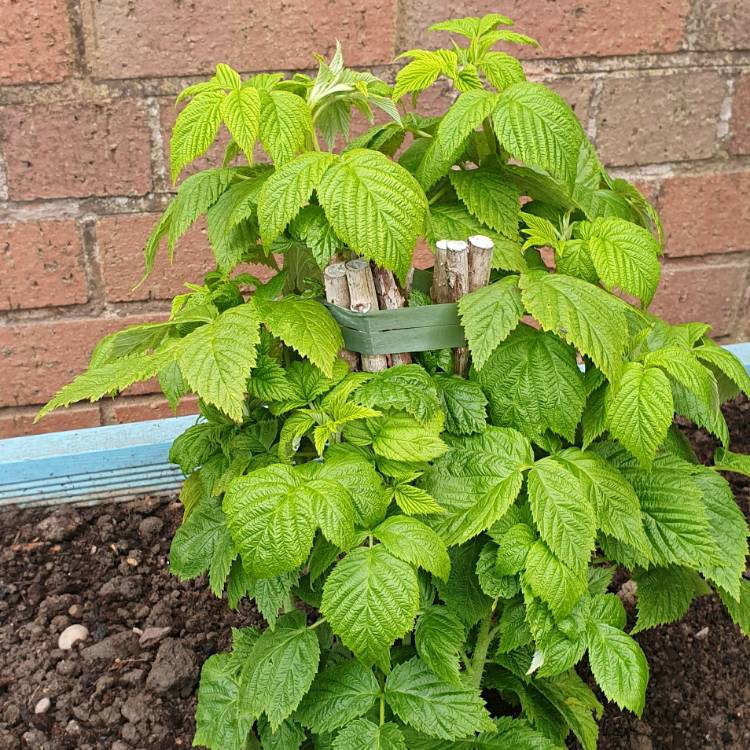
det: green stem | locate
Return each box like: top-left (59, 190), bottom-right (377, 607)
top-left (471, 613), bottom-right (494, 689)
top-left (428, 182), bottom-right (450, 205)
top-left (379, 693), bottom-right (385, 726)
top-left (308, 617), bottom-right (327, 630)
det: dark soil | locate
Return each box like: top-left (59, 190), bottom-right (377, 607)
top-left (0, 400), bottom-right (748, 750)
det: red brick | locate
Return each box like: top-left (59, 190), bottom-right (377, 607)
top-left (691, 0), bottom-right (750, 51)
top-left (0, 315), bottom-right (166, 408)
top-left (0, 0), bottom-right (73, 85)
top-left (81, 0), bottom-right (396, 80)
top-left (658, 171), bottom-right (750, 257)
top-left (0, 404), bottom-right (101, 439)
top-left (1, 101), bottom-right (152, 201)
top-left (650, 258), bottom-right (749, 338)
top-left (596, 71), bottom-right (724, 167)
top-left (109, 395), bottom-right (199, 424)
top-left (729, 73), bottom-right (750, 155)
top-left (0, 220), bottom-right (88, 310)
top-left (398, 0), bottom-right (688, 58)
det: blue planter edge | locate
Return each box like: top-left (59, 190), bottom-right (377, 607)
top-left (1, 342), bottom-right (749, 509)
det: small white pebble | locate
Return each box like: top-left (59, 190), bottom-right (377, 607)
top-left (58, 624), bottom-right (89, 650)
top-left (694, 626), bottom-right (709, 641)
top-left (34, 697), bottom-right (51, 714)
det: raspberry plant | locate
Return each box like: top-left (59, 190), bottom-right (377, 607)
top-left (39, 12), bottom-right (750, 750)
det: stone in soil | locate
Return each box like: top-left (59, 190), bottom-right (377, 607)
top-left (57, 623), bottom-right (89, 650)
top-left (145, 637), bottom-right (198, 696)
top-left (34, 509), bottom-right (84, 542)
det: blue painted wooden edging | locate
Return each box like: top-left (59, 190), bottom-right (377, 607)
top-left (1, 343), bottom-right (749, 509)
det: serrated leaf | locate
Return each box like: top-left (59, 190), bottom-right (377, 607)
top-left (295, 660), bottom-right (380, 734)
top-left (632, 566), bottom-right (705, 633)
top-left (253, 295), bottom-right (342, 377)
top-left (332, 720), bottom-right (406, 750)
top-left (672, 378), bottom-right (729, 447)
top-left (523, 540), bottom-right (587, 620)
top-left (458, 276), bottom-right (524, 369)
top-left (240, 612), bottom-right (320, 730)
top-left (420, 427), bottom-right (532, 546)
top-left (519, 270), bottom-right (628, 380)
top-left (171, 90), bottom-right (225, 182)
top-left (414, 606), bottom-right (465, 685)
top-left (248, 571), bottom-right (299, 629)
top-left (394, 49), bottom-right (457, 101)
top-left (179, 304), bottom-right (261, 422)
top-left (475, 324), bottom-right (586, 441)
top-left (221, 86), bottom-right (261, 159)
top-left (384, 657), bottom-right (493, 740)
top-left (476, 542), bottom-right (520, 598)
top-left (495, 523), bottom-right (536, 576)
top-left (321, 545), bottom-right (419, 672)
top-left (694, 340), bottom-right (750, 397)
top-left (417, 90), bottom-right (499, 190)
top-left (370, 415), bottom-right (448, 463)
top-left (480, 51), bottom-right (526, 92)
top-left (605, 362), bottom-right (673, 468)
top-left (206, 181), bottom-right (261, 272)
top-left (375, 515), bottom-right (450, 580)
top-left (434, 375), bottom-right (488, 435)
top-left (449, 168), bottom-right (520, 238)
top-left (587, 623), bottom-right (648, 716)
top-left (259, 90), bottom-right (313, 166)
top-left (258, 717), bottom-right (305, 750)
top-left (714, 447), bottom-right (750, 477)
top-left (193, 654), bottom-right (252, 750)
top-left (258, 151), bottom-right (337, 248)
top-left (355, 365), bottom-right (441, 423)
top-left (528, 456), bottom-right (595, 572)
top-left (318, 149), bottom-right (427, 279)
top-left (493, 82), bottom-right (584, 189)
top-left (718, 578), bottom-right (750, 637)
top-left (392, 484), bottom-right (445, 516)
top-left (645, 346), bottom-right (719, 411)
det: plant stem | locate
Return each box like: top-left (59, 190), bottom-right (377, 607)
top-left (379, 693), bottom-right (385, 726)
top-left (308, 617), bottom-right (327, 630)
top-left (471, 613), bottom-right (494, 689)
top-left (428, 182), bottom-right (450, 205)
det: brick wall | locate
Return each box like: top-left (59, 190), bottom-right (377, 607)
top-left (1, 0), bottom-right (749, 438)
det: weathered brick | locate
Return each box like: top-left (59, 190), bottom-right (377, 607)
top-left (0, 404), bottom-right (101, 439)
top-left (729, 73), bottom-right (750, 155)
top-left (0, 315), bottom-right (166, 408)
top-left (109, 395), bottom-right (199, 424)
top-left (0, 0), bottom-right (73, 85)
top-left (659, 171), bottom-right (750, 257)
top-left (650, 258), bottom-right (749, 338)
top-left (595, 71), bottom-right (724, 167)
top-left (82, 0), bottom-right (396, 80)
top-left (0, 220), bottom-right (88, 310)
top-left (397, 0), bottom-right (688, 58)
top-left (1, 101), bottom-right (152, 201)
top-left (690, 0), bottom-right (750, 51)
top-left (98, 213), bottom-right (214, 303)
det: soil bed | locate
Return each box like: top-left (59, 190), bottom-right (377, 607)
top-left (0, 399), bottom-right (748, 750)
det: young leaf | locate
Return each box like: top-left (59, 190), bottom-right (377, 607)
top-left (221, 86), bottom-right (261, 159)
top-left (259, 90), bottom-right (313, 166)
top-left (240, 612), bottom-right (320, 730)
top-left (644, 345), bottom-right (719, 411)
top-left (295, 660), bottom-right (380, 734)
top-left (449, 168), bottom-right (520, 238)
top-left (258, 151), bottom-right (337, 248)
top-left (318, 149), bottom-right (427, 280)
top-left (179, 304), bottom-right (261, 422)
top-left (480, 51), bottom-right (526, 91)
top-left (632, 566), bottom-right (706, 633)
top-left (354, 365), bottom-right (441, 423)
top-left (414, 606), bottom-right (465, 685)
top-left (253, 295), bottom-right (343, 377)
top-left (434, 375), bottom-right (488, 435)
top-left (171, 90), bottom-right (225, 182)
top-left (394, 49), bottom-right (457, 101)
top-left (374, 515), bottom-right (451, 580)
top-left (493, 82), bottom-right (585, 189)
top-left (321, 545), bottom-right (420, 672)
top-left (605, 362), bottom-right (673, 468)
top-left (392, 484), bottom-right (445, 516)
top-left (586, 623), bottom-right (648, 716)
top-left (370, 415), bottom-right (448, 463)
top-left (458, 276), bottom-right (524, 369)
top-left (332, 720), bottom-right (406, 750)
top-left (384, 657), bottom-right (493, 740)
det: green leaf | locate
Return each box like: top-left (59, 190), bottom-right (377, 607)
top-left (672, 379), bottom-right (729, 447)
top-left (449, 168), bottom-right (520, 238)
top-left (417, 90), bottom-right (499, 190)
top-left (321, 545), bottom-right (419, 672)
top-left (644, 346), bottom-right (718, 411)
top-left (694, 340), bottom-right (750, 397)
top-left (206, 181), bottom-right (260, 272)
top-left (259, 90), bottom-right (312, 166)
top-left (587, 623), bottom-right (648, 716)
top-left (221, 86), bottom-right (261, 159)
top-left (493, 82), bottom-right (585, 189)
top-left (289, 204), bottom-right (343, 268)
top-left (523, 540), bottom-right (587, 620)
top-left (420, 427), bottom-right (532, 546)
top-left (193, 654), bottom-right (252, 750)
top-left (295, 660), bottom-right (380, 734)
top-left (605, 362), bottom-right (673, 467)
top-left (527, 456), bottom-right (595, 572)
top-left (475, 324), bottom-right (586, 441)
top-left (241, 612), bottom-right (320, 730)
top-left (179, 304), bottom-right (261, 422)
top-left (480, 52), bottom-right (526, 91)
top-left (370, 415), bottom-right (448, 463)
top-left (171, 90), bottom-right (225, 181)
top-left (414, 606), bottom-right (465, 685)
top-left (718, 578), bottom-right (750, 637)
top-left (476, 542), bottom-right (520, 599)
top-left (355, 365), bottom-right (441, 423)
top-left (384, 657), bottom-right (492, 740)
top-left (392, 484), bottom-right (445, 516)
top-left (332, 720), bottom-right (406, 750)
top-left (215, 63), bottom-right (241, 89)
top-left (318, 149), bottom-right (427, 279)
top-left (519, 270), bottom-right (628, 381)
top-left (632, 566), bottom-right (706, 633)
top-left (434, 375), bottom-right (488, 435)
top-left (394, 49), bottom-right (457, 101)
top-left (458, 276), bottom-right (524, 370)
top-left (253, 295), bottom-right (342, 377)
top-left (714, 447), bottom-right (750, 477)
top-left (495, 523), bottom-right (536, 576)
top-left (248, 571), bottom-right (299, 629)
top-left (375, 515), bottom-right (451, 580)
top-left (258, 717), bottom-right (305, 750)
top-left (258, 151), bottom-right (337, 248)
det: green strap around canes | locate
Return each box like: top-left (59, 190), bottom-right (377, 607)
top-left (323, 268), bottom-right (467, 356)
